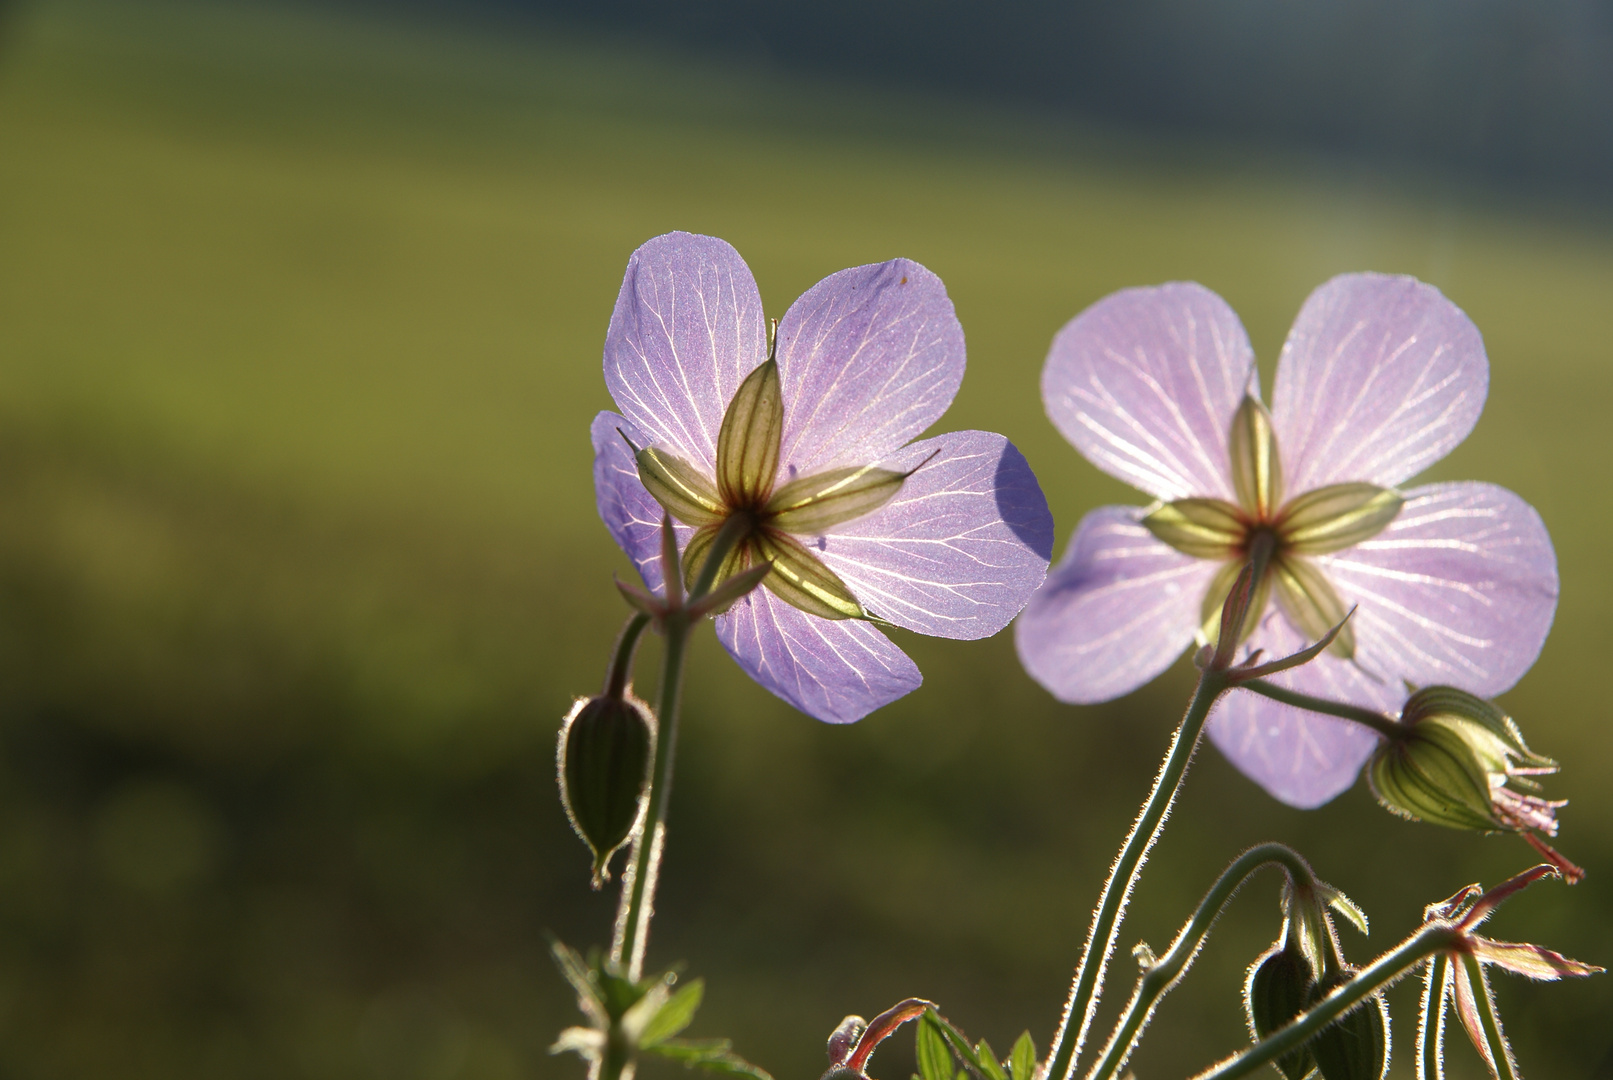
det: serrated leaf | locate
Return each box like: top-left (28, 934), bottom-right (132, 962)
top-left (644, 1037), bottom-right (774, 1080)
top-left (639, 978), bottom-right (704, 1047)
top-left (1008, 1032), bottom-right (1036, 1080)
top-left (916, 1016), bottom-right (956, 1080)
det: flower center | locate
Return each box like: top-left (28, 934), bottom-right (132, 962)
top-left (629, 354), bottom-right (919, 621)
top-left (1141, 395), bottom-right (1405, 658)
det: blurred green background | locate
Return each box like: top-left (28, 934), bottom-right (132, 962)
top-left (0, 1), bottom-right (1609, 1077)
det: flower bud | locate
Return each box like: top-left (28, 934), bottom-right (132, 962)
top-left (1245, 940), bottom-right (1317, 1080)
top-left (1304, 973), bottom-right (1388, 1080)
top-left (1368, 686), bottom-right (1562, 837)
top-left (557, 693), bottom-right (655, 888)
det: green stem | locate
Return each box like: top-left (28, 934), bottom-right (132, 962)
top-left (1044, 668), bottom-right (1228, 1080)
top-left (1418, 952), bottom-right (1451, 1080)
top-left (1240, 678), bottom-right (1404, 740)
top-left (604, 613), bottom-right (652, 700)
top-left (1463, 952), bottom-right (1519, 1080)
top-left (1086, 844), bottom-right (1316, 1080)
top-left (1190, 925), bottom-right (1457, 1080)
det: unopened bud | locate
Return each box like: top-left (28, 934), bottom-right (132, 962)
top-left (557, 693), bottom-right (655, 887)
top-left (1368, 686), bottom-right (1561, 837)
top-left (1305, 973), bottom-right (1388, 1080)
top-left (1245, 940), bottom-right (1317, 1080)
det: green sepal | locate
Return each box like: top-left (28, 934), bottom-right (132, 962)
top-left (1278, 483), bottom-right (1404, 555)
top-left (1200, 557), bottom-right (1273, 647)
top-left (636, 445), bottom-right (726, 527)
top-left (639, 978), bottom-right (703, 1047)
top-left (1401, 686), bottom-right (1555, 770)
top-left (1007, 1032), bottom-right (1036, 1080)
top-left (682, 521), bottom-right (756, 601)
top-left (643, 1037), bottom-right (775, 1079)
top-left (754, 529), bottom-right (866, 620)
top-left (1143, 497), bottom-right (1247, 559)
top-left (1305, 974), bottom-right (1389, 1080)
top-left (1367, 723), bottom-right (1502, 832)
top-left (1245, 941), bottom-right (1318, 1080)
top-left (1272, 553), bottom-right (1355, 658)
top-left (767, 463), bottom-right (908, 534)
top-left (1229, 395), bottom-right (1284, 519)
top-left (716, 358), bottom-right (784, 506)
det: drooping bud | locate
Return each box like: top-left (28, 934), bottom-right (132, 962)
top-left (1305, 973), bottom-right (1389, 1080)
top-left (1245, 938), bottom-right (1318, 1080)
top-left (1368, 687), bottom-right (1569, 852)
top-left (557, 693), bottom-right (655, 888)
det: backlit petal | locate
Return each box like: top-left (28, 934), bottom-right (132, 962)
top-left (1015, 506), bottom-right (1218, 703)
top-left (1042, 283), bottom-right (1255, 502)
top-left (813, 430), bottom-right (1054, 639)
top-left (714, 585), bottom-right (921, 723)
top-left (591, 411), bottom-right (690, 593)
top-left (1272, 274), bottom-right (1487, 492)
top-left (776, 258), bottom-right (965, 476)
top-left (604, 232), bottom-right (767, 474)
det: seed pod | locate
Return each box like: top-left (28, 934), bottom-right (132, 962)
top-left (1245, 942), bottom-right (1317, 1080)
top-left (1305, 972), bottom-right (1389, 1080)
top-left (557, 693), bottom-right (655, 887)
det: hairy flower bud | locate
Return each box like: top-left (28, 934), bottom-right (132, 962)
top-left (1305, 973), bottom-right (1389, 1080)
top-left (1368, 686), bottom-right (1563, 838)
top-left (1245, 940), bottom-right (1317, 1080)
top-left (557, 693), bottom-right (655, 888)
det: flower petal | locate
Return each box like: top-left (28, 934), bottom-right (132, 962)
top-left (1207, 619), bottom-right (1385, 809)
top-left (1271, 273), bottom-right (1487, 492)
top-left (714, 585), bottom-right (921, 723)
top-left (775, 258), bottom-right (965, 476)
top-left (1015, 506), bottom-right (1218, 703)
top-left (591, 410), bottom-right (690, 593)
top-left (811, 430), bottom-right (1054, 640)
top-left (604, 232), bottom-right (767, 474)
top-left (1041, 283), bottom-right (1256, 502)
top-left (1318, 481), bottom-right (1558, 697)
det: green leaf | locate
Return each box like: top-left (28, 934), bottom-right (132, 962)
top-left (1008, 1032), bottom-right (1036, 1080)
top-left (973, 1039), bottom-right (1007, 1080)
top-left (644, 1037), bottom-right (775, 1080)
top-left (640, 979), bottom-right (704, 1047)
top-left (916, 1016), bottom-right (956, 1080)
top-left (548, 938), bottom-right (602, 1014)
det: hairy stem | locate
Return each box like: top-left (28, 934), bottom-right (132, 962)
top-left (1463, 953), bottom-right (1519, 1080)
top-left (1418, 952), bottom-right (1451, 1080)
top-left (1239, 679), bottom-right (1402, 740)
top-left (1086, 844), bottom-right (1317, 1080)
top-left (604, 613), bottom-right (652, 700)
top-left (1045, 668), bottom-right (1228, 1080)
top-left (1190, 925), bottom-right (1457, 1080)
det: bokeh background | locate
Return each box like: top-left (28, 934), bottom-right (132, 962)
top-left (0, 1), bottom-right (1610, 1077)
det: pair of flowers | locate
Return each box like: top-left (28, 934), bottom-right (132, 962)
top-left (591, 232), bottom-right (1557, 809)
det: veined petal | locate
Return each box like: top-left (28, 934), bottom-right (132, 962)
top-left (714, 586), bottom-right (921, 723)
top-left (591, 411), bottom-right (690, 593)
top-left (814, 431), bottom-right (1054, 640)
top-left (1142, 497), bottom-right (1246, 559)
top-left (1042, 282), bottom-right (1255, 502)
top-left (1272, 274), bottom-right (1487, 492)
top-left (1316, 482), bottom-right (1557, 697)
top-left (753, 530), bottom-right (865, 621)
top-left (767, 464), bottom-right (907, 535)
top-left (634, 446), bottom-right (725, 527)
top-left (604, 232), bottom-right (767, 475)
top-left (716, 358), bottom-right (783, 505)
top-left (1016, 506), bottom-right (1217, 704)
top-left (776, 258), bottom-right (964, 476)
top-left (1279, 483), bottom-right (1404, 556)
top-left (1271, 554), bottom-right (1355, 658)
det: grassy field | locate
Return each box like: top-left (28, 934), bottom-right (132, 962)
top-left (0, 1), bottom-right (1610, 1077)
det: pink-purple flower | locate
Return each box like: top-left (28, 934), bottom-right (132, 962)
top-left (592, 232), bottom-right (1054, 724)
top-left (1015, 274), bottom-right (1558, 807)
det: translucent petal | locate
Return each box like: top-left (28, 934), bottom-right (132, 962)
top-left (604, 232), bottom-right (767, 475)
top-left (1015, 505), bottom-right (1218, 703)
top-left (1272, 274), bottom-right (1487, 492)
top-left (776, 258), bottom-right (965, 476)
top-left (591, 411), bottom-right (691, 594)
top-left (714, 585), bottom-right (921, 723)
top-left (1042, 282), bottom-right (1256, 502)
top-left (813, 430), bottom-right (1055, 640)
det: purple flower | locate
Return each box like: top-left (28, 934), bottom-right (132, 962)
top-left (1015, 274), bottom-right (1558, 807)
top-left (592, 232), bottom-right (1054, 724)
